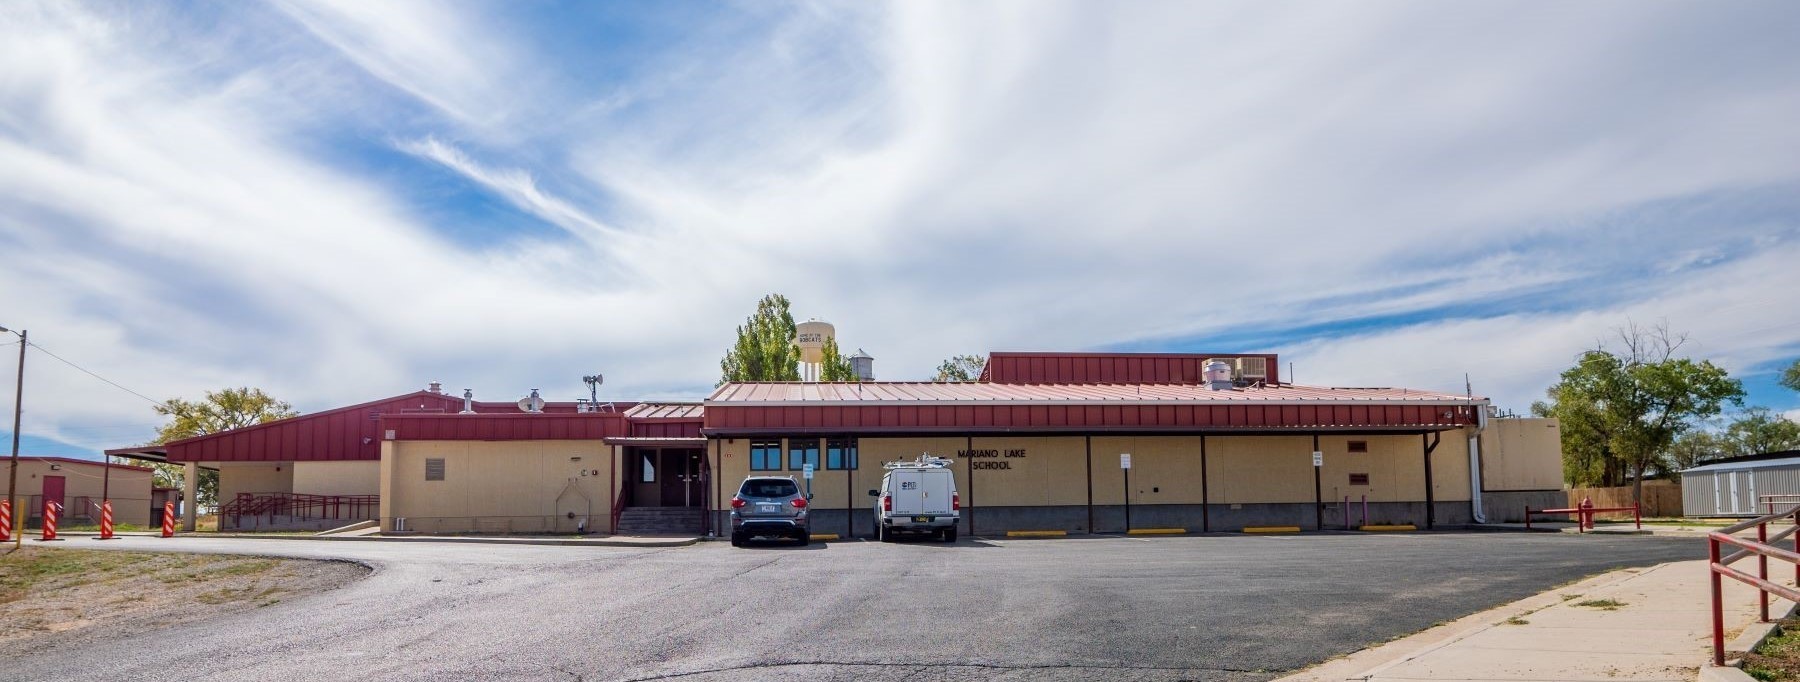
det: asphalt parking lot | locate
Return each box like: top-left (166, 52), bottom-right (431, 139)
top-left (2, 531), bottom-right (1699, 682)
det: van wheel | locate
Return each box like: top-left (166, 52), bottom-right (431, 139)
top-left (943, 527), bottom-right (958, 543)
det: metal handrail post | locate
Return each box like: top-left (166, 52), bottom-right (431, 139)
top-left (1712, 536), bottom-right (1726, 667)
top-left (1760, 521), bottom-right (1771, 622)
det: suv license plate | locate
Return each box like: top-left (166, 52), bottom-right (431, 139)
top-left (758, 504), bottom-right (778, 513)
top-left (913, 516), bottom-right (932, 522)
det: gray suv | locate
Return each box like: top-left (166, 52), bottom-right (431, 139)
top-left (730, 476), bottom-right (810, 546)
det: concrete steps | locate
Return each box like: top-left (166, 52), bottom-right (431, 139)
top-left (616, 506), bottom-right (704, 535)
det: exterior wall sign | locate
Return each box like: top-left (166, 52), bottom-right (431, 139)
top-left (958, 448), bottom-right (1026, 470)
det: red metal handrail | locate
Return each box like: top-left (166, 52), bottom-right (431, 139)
top-left (1762, 494), bottom-right (1800, 517)
top-left (1524, 498), bottom-right (1640, 533)
top-left (610, 478), bottom-right (631, 534)
top-left (1709, 507), bottom-right (1800, 666)
top-left (219, 492), bottom-right (379, 530)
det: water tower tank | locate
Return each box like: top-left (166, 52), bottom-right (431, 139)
top-left (849, 349), bottom-right (874, 381)
top-left (794, 319), bottom-right (835, 365)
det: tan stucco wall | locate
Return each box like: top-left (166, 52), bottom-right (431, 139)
top-left (1, 460), bottom-right (154, 527)
top-left (382, 440), bottom-right (612, 534)
top-left (217, 463), bottom-right (293, 506)
top-left (292, 461), bottom-right (380, 497)
top-left (713, 433), bottom-right (1475, 511)
top-left (1481, 418), bottom-right (1564, 491)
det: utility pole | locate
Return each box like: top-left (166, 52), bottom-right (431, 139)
top-left (3, 327), bottom-right (25, 550)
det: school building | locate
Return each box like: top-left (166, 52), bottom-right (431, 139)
top-left (2, 456), bottom-right (157, 528)
top-left (106, 352), bottom-right (1564, 536)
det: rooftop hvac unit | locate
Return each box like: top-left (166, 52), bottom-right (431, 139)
top-left (1237, 357), bottom-right (1269, 381)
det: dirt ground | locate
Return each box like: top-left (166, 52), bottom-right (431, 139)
top-left (0, 546), bottom-right (368, 658)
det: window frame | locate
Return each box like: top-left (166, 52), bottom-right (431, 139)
top-left (425, 458), bottom-right (445, 482)
top-left (788, 438), bottom-right (821, 472)
top-left (826, 437), bottom-right (858, 470)
top-left (749, 440), bottom-right (782, 471)
top-left (641, 453), bottom-right (656, 483)
top-left (1347, 440), bottom-right (1369, 454)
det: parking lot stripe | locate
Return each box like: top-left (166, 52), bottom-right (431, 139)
top-left (1006, 530), bottom-right (1068, 538)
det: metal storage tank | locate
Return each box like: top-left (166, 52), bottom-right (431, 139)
top-left (1682, 450), bottom-right (1800, 517)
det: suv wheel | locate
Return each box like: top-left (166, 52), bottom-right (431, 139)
top-left (795, 532), bottom-right (809, 546)
top-left (730, 532), bottom-right (744, 547)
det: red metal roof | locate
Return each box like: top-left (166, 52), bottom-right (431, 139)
top-left (981, 352), bottom-right (1282, 385)
top-left (624, 403), bottom-right (704, 420)
top-left (380, 412), bottom-right (630, 441)
top-left (707, 382), bottom-right (1475, 405)
top-left (704, 381), bottom-right (1485, 435)
top-left (12, 456), bottom-right (154, 473)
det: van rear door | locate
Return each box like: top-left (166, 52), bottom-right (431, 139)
top-left (890, 469), bottom-right (926, 515)
top-left (920, 470), bottom-right (953, 515)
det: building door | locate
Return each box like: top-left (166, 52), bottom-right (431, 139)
top-left (659, 449), bottom-right (703, 507)
top-left (42, 475), bottom-right (65, 517)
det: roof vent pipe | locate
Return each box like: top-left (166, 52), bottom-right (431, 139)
top-left (460, 389), bottom-right (475, 414)
top-left (1203, 360), bottom-right (1234, 390)
top-left (428, 381), bottom-right (443, 394)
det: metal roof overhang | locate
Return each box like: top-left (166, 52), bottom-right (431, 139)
top-left (700, 425), bottom-right (1467, 437)
top-left (102, 446), bottom-right (172, 465)
top-left (603, 436), bottom-right (708, 447)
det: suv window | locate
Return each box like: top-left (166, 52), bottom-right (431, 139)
top-left (740, 479), bottom-right (799, 498)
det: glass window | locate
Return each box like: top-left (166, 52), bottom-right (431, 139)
top-left (826, 438), bottom-right (858, 470)
top-left (641, 454), bottom-right (655, 482)
top-left (788, 438), bottom-right (820, 471)
top-left (750, 440), bottom-right (782, 471)
top-left (740, 479), bottom-right (799, 498)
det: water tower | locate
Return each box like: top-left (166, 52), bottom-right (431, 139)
top-left (794, 319), bottom-right (835, 381)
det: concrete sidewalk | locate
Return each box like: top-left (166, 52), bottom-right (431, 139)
top-left (1280, 558), bottom-right (1792, 681)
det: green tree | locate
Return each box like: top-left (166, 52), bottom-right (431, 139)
top-left (719, 293), bottom-right (801, 385)
top-left (1535, 323), bottom-right (1744, 500)
top-left (1783, 360), bottom-right (1800, 393)
top-left (1721, 407), bottom-right (1800, 456)
top-left (1666, 430), bottom-right (1724, 472)
top-left (818, 336), bottom-right (858, 382)
top-left (932, 354), bottom-right (987, 382)
top-left (146, 387), bottom-right (297, 507)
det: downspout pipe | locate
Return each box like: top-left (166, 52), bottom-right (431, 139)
top-left (1469, 404), bottom-right (1489, 524)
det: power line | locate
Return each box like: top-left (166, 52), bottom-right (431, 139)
top-left (24, 341), bottom-right (163, 407)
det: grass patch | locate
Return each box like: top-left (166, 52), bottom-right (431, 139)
top-left (1, 547), bottom-right (156, 602)
top-left (1503, 616), bottom-right (1530, 626)
top-left (1744, 620), bottom-right (1800, 681)
top-left (1561, 594), bottom-right (1582, 601)
top-left (1574, 598), bottom-right (1627, 611)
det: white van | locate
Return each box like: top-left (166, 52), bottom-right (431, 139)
top-left (869, 455), bottom-right (960, 542)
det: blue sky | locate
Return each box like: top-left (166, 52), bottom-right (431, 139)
top-left (2, 1), bottom-right (1798, 459)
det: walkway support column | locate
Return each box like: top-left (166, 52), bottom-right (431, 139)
top-left (1422, 432), bottom-right (1441, 530)
top-left (181, 461), bottom-right (199, 532)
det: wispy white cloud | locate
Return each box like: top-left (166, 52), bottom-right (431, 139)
top-left (2, 0), bottom-right (1798, 452)
top-left (396, 136), bottom-right (620, 241)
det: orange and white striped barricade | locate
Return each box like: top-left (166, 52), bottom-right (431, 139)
top-left (39, 501), bottom-right (62, 541)
top-left (98, 500), bottom-right (115, 540)
top-left (0, 499), bottom-right (11, 542)
top-left (160, 501), bottom-right (175, 538)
